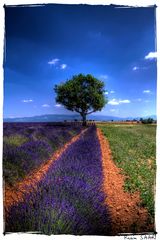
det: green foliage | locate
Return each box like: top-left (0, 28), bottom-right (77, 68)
top-left (140, 117), bottom-right (155, 124)
top-left (3, 135), bottom-right (28, 147)
top-left (98, 124), bottom-right (156, 221)
top-left (3, 161), bottom-right (25, 186)
top-left (54, 74), bottom-right (107, 125)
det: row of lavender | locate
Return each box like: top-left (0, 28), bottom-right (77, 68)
top-left (3, 122), bottom-right (82, 186)
top-left (5, 126), bottom-right (111, 235)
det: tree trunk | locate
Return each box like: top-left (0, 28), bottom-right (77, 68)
top-left (82, 114), bottom-right (87, 126)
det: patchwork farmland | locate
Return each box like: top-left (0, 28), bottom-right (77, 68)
top-left (3, 122), bottom-right (156, 235)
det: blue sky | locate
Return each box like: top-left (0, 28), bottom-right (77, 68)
top-left (4, 4), bottom-right (157, 118)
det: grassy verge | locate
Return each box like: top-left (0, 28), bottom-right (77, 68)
top-left (98, 123), bottom-right (156, 221)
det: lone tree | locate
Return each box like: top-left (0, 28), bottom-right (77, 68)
top-left (54, 74), bottom-right (107, 126)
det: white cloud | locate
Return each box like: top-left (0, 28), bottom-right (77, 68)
top-left (42, 104), bottom-right (50, 108)
top-left (133, 66), bottom-right (139, 71)
top-left (119, 99), bottom-right (131, 103)
top-left (48, 59), bottom-right (67, 70)
top-left (108, 99), bottom-right (119, 105)
top-left (60, 64), bottom-right (67, 69)
top-left (22, 99), bottom-right (33, 103)
top-left (133, 66), bottom-right (149, 71)
top-left (99, 75), bottom-right (108, 80)
top-left (143, 90), bottom-right (151, 94)
top-left (110, 109), bottom-right (116, 112)
top-left (144, 52), bottom-right (157, 60)
top-left (108, 99), bottom-right (131, 105)
top-left (48, 58), bottom-right (59, 65)
top-left (55, 104), bottom-right (62, 107)
top-left (105, 90), bottom-right (115, 95)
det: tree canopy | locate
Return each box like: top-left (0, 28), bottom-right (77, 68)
top-left (140, 118), bottom-right (155, 124)
top-left (54, 74), bottom-right (107, 126)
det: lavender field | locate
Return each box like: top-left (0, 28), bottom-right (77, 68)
top-left (3, 123), bottom-right (82, 186)
top-left (4, 122), bottom-right (155, 235)
top-left (4, 123), bottom-right (111, 235)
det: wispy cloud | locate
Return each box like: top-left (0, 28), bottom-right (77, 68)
top-left (108, 99), bottom-right (131, 105)
top-left (99, 74), bottom-right (108, 80)
top-left (105, 90), bottom-right (115, 95)
top-left (143, 90), bottom-right (151, 94)
top-left (22, 99), bottom-right (33, 103)
top-left (55, 104), bottom-right (62, 107)
top-left (132, 66), bottom-right (149, 71)
top-left (108, 99), bottom-right (119, 105)
top-left (48, 58), bottom-right (67, 70)
top-left (48, 58), bottom-right (60, 65)
top-left (119, 100), bottom-right (130, 103)
top-left (110, 109), bottom-right (116, 112)
top-left (132, 66), bottom-right (139, 71)
top-left (144, 52), bottom-right (157, 60)
top-left (42, 104), bottom-right (50, 108)
top-left (60, 64), bottom-right (67, 69)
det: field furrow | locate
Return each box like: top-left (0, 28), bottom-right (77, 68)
top-left (97, 128), bottom-right (153, 234)
top-left (5, 126), bottom-right (111, 235)
top-left (4, 128), bottom-right (87, 213)
top-left (4, 123), bottom-right (156, 235)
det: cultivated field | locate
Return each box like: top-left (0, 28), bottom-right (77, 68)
top-left (3, 122), bottom-right (82, 186)
top-left (98, 123), bottom-right (156, 221)
top-left (3, 122), bottom-right (156, 235)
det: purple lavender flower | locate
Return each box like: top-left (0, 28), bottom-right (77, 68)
top-left (5, 126), bottom-right (111, 235)
top-left (3, 122), bottom-right (82, 184)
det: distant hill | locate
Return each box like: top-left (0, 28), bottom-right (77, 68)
top-left (4, 114), bottom-right (81, 122)
top-left (88, 115), bottom-right (157, 121)
top-left (143, 115), bottom-right (157, 120)
top-left (3, 114), bottom-right (157, 122)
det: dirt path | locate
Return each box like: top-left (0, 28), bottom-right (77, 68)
top-left (97, 128), bottom-right (153, 234)
top-left (4, 128), bottom-right (88, 213)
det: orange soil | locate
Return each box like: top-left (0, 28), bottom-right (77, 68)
top-left (4, 128), bottom-right (88, 214)
top-left (97, 128), bottom-right (154, 235)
